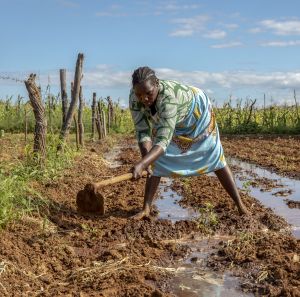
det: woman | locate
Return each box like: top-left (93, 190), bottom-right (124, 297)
top-left (129, 66), bottom-right (248, 220)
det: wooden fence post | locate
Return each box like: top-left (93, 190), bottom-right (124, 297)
top-left (24, 74), bottom-right (47, 165)
top-left (107, 98), bottom-right (111, 134)
top-left (95, 107), bottom-right (102, 140)
top-left (58, 53), bottom-right (84, 151)
top-left (78, 86), bottom-right (84, 147)
top-left (60, 69), bottom-right (68, 126)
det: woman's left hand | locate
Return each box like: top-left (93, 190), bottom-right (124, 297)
top-left (132, 161), bottom-right (146, 179)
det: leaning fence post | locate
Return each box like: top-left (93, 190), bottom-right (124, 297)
top-left (58, 53), bottom-right (84, 151)
top-left (24, 74), bottom-right (47, 165)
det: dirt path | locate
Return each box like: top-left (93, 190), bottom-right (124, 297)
top-left (0, 135), bottom-right (299, 296)
top-left (0, 137), bottom-right (197, 296)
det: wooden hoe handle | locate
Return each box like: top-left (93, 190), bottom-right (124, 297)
top-left (94, 170), bottom-right (148, 188)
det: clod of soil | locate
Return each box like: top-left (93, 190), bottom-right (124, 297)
top-left (285, 199), bottom-right (300, 209)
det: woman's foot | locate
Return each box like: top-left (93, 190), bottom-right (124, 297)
top-left (131, 209), bottom-right (150, 220)
top-left (238, 204), bottom-right (250, 216)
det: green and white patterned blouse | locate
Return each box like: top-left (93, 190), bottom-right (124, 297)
top-left (129, 80), bottom-right (194, 151)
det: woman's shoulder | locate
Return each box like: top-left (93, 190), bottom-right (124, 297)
top-left (160, 80), bottom-right (192, 92)
top-left (158, 80), bottom-right (193, 101)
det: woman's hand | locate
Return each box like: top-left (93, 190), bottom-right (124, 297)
top-left (132, 145), bottom-right (164, 179)
top-left (132, 161), bottom-right (146, 179)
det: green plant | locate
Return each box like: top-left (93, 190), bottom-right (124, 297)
top-left (196, 202), bottom-right (219, 234)
top-left (242, 180), bottom-right (252, 195)
top-left (0, 134), bottom-right (77, 229)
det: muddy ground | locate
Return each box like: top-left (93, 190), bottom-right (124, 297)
top-left (222, 135), bottom-right (300, 179)
top-left (0, 135), bottom-right (299, 296)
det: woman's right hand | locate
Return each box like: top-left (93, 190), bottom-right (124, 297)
top-left (132, 161), bottom-right (146, 179)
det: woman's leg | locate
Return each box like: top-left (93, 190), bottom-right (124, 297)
top-left (131, 175), bottom-right (161, 220)
top-left (214, 165), bottom-right (249, 215)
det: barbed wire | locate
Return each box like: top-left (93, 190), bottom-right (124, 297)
top-left (0, 75), bottom-right (25, 83)
top-left (0, 74), bottom-right (51, 100)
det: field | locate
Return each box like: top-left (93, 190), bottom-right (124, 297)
top-left (0, 93), bottom-right (300, 297)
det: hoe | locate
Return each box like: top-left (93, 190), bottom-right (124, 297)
top-left (76, 171), bottom-right (148, 214)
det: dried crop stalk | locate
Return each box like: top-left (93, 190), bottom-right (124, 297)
top-left (91, 92), bottom-right (97, 141)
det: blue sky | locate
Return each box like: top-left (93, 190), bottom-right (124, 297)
top-left (1, 0), bottom-right (300, 106)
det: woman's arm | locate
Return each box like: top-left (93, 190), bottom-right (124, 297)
top-left (132, 145), bottom-right (164, 179)
top-left (138, 141), bottom-right (152, 157)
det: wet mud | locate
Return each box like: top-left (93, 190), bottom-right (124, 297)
top-left (222, 135), bottom-right (300, 179)
top-left (0, 135), bottom-right (299, 296)
top-left (286, 199), bottom-right (300, 209)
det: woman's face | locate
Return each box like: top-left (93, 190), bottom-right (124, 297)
top-left (134, 79), bottom-right (159, 107)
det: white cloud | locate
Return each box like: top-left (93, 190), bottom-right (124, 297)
top-left (160, 3), bottom-right (200, 11)
top-left (7, 67), bottom-right (300, 91)
top-left (249, 27), bottom-right (262, 34)
top-left (170, 29), bottom-right (194, 37)
top-left (2, 67), bottom-right (300, 105)
top-left (96, 11), bottom-right (127, 17)
top-left (223, 23), bottom-right (239, 30)
top-left (211, 41), bottom-right (243, 48)
top-left (22, 65), bottom-right (300, 90)
top-left (81, 65), bottom-right (130, 88)
top-left (96, 4), bottom-right (127, 17)
top-left (261, 40), bottom-right (300, 47)
top-left (170, 15), bottom-right (210, 37)
top-left (260, 19), bottom-right (300, 35)
top-left (203, 30), bottom-right (226, 39)
top-left (169, 15), bottom-right (233, 39)
top-left (79, 67), bottom-right (300, 91)
top-left (155, 1), bottom-right (200, 15)
top-left (57, 0), bottom-right (79, 8)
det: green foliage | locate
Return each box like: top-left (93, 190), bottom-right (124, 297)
top-left (196, 202), bottom-right (219, 234)
top-left (110, 107), bottom-right (135, 135)
top-left (0, 95), bottom-right (135, 137)
top-left (2, 94), bottom-right (299, 135)
top-left (242, 180), bottom-right (252, 195)
top-left (0, 135), bottom-right (77, 228)
top-left (216, 98), bottom-right (300, 134)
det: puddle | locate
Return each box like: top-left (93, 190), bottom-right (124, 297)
top-left (104, 146), bottom-right (255, 296)
top-left (155, 179), bottom-right (252, 296)
top-left (103, 146), bottom-right (124, 168)
top-left (228, 157), bottom-right (300, 238)
top-left (155, 177), bottom-right (198, 222)
top-left (153, 158), bottom-right (300, 295)
top-left (168, 236), bottom-right (253, 297)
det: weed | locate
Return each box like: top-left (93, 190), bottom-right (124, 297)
top-left (196, 202), bottom-right (219, 234)
top-left (0, 134), bottom-right (77, 229)
top-left (242, 180), bottom-right (252, 195)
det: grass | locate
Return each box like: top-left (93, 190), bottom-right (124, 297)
top-left (1, 94), bottom-right (300, 135)
top-left (196, 202), bottom-right (219, 234)
top-left (0, 133), bottom-right (78, 228)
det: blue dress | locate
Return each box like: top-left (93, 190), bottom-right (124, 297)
top-left (129, 80), bottom-right (226, 177)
